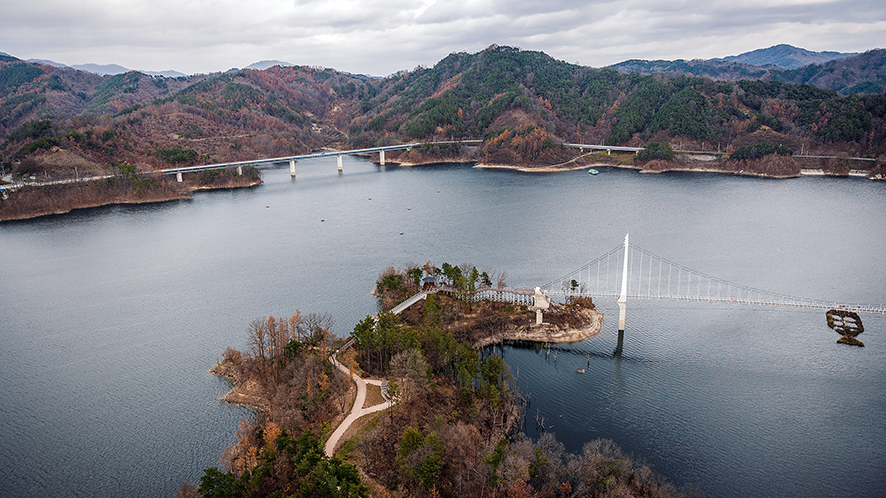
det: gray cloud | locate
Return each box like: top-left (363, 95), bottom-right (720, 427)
top-left (1, 0), bottom-right (882, 75)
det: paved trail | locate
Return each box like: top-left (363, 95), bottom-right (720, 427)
top-left (324, 356), bottom-right (392, 457)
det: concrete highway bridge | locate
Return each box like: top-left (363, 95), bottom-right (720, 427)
top-left (159, 140), bottom-right (483, 181)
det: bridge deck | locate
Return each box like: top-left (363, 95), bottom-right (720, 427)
top-left (159, 140), bottom-right (483, 175)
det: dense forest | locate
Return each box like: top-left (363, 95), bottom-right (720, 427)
top-left (2, 45), bottom-right (885, 189)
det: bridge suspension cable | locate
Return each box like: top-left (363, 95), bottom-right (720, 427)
top-left (543, 239), bottom-right (886, 314)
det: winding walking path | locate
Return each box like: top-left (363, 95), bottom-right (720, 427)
top-left (324, 356), bottom-right (393, 457)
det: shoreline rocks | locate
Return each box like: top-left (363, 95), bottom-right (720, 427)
top-left (1, 178), bottom-right (262, 222)
top-left (209, 359), bottom-right (269, 411)
top-left (473, 309), bottom-right (603, 348)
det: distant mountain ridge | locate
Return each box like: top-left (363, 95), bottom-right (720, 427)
top-left (773, 49), bottom-right (886, 95)
top-left (244, 60), bottom-right (294, 70)
top-left (1, 44), bottom-right (871, 81)
top-left (608, 45), bottom-right (886, 95)
top-left (2, 52), bottom-right (186, 77)
top-left (608, 58), bottom-right (774, 80)
top-left (718, 44), bottom-right (857, 69)
top-left (11, 52), bottom-right (295, 77)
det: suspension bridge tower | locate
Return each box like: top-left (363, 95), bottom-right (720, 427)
top-left (614, 233), bottom-right (630, 356)
top-left (618, 233), bottom-right (630, 332)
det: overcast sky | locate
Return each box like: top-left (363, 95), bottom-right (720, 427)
top-left (2, 0), bottom-right (884, 76)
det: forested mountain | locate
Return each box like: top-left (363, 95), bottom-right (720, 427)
top-left (0, 54), bottom-right (205, 139)
top-left (609, 59), bottom-right (775, 81)
top-left (609, 49), bottom-right (886, 96)
top-left (770, 49), bottom-right (886, 95)
top-left (2, 45), bottom-right (885, 184)
top-left (350, 46), bottom-right (885, 156)
top-left (718, 44), bottom-right (857, 69)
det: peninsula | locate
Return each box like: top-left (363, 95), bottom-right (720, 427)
top-left (197, 266), bottom-right (693, 498)
top-left (0, 163), bottom-right (261, 221)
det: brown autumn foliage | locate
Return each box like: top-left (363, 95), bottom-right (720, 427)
top-left (212, 312), bottom-right (353, 476)
top-left (0, 164), bottom-right (261, 221)
top-left (481, 124), bottom-right (575, 165)
top-left (355, 376), bottom-right (520, 496)
top-left (733, 153), bottom-right (802, 177)
top-left (207, 267), bottom-right (691, 498)
top-left (0, 173), bottom-right (190, 221)
top-left (349, 268), bottom-right (690, 498)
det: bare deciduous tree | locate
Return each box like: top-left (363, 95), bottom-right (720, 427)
top-left (389, 349), bottom-right (429, 401)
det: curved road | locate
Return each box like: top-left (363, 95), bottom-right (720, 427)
top-left (324, 356), bottom-right (392, 457)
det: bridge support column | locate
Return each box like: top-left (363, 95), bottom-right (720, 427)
top-left (618, 233), bottom-right (630, 332)
top-left (379, 150), bottom-right (385, 166)
top-left (618, 302), bottom-right (627, 332)
top-left (176, 172), bottom-right (183, 182)
top-left (337, 155), bottom-right (343, 173)
top-left (614, 329), bottom-right (625, 356)
top-left (237, 166), bottom-right (242, 176)
top-left (289, 159), bottom-right (296, 178)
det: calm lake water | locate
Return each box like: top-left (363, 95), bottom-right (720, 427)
top-left (1, 157), bottom-right (884, 497)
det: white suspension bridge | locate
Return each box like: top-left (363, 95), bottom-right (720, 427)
top-left (538, 234), bottom-right (885, 331)
top-left (389, 234), bottom-right (885, 333)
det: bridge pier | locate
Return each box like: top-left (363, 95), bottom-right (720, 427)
top-left (237, 166), bottom-right (242, 176)
top-left (337, 155), bottom-right (343, 173)
top-left (176, 172), bottom-right (183, 182)
top-left (614, 329), bottom-right (625, 356)
top-left (379, 150), bottom-right (385, 166)
top-left (289, 159), bottom-right (296, 178)
top-left (618, 302), bottom-right (627, 332)
top-left (618, 233), bottom-right (630, 332)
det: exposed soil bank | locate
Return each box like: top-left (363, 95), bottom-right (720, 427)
top-left (209, 357), bottom-right (270, 412)
top-left (472, 309), bottom-right (604, 348)
top-left (0, 177), bottom-right (261, 222)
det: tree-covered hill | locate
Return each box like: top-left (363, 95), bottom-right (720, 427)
top-left (0, 64), bottom-right (374, 177)
top-left (608, 49), bottom-right (886, 96)
top-left (718, 44), bottom-right (857, 69)
top-left (771, 49), bottom-right (886, 96)
top-left (2, 45), bottom-right (885, 182)
top-left (351, 45), bottom-right (886, 158)
top-left (608, 58), bottom-right (775, 81)
top-left (0, 58), bottom-right (209, 140)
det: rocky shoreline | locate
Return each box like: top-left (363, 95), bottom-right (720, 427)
top-left (209, 358), bottom-right (269, 411)
top-left (7, 150), bottom-right (880, 223)
top-left (0, 191), bottom-right (192, 222)
top-left (635, 164), bottom-right (800, 178)
top-left (0, 177), bottom-right (262, 222)
top-left (473, 309), bottom-right (604, 348)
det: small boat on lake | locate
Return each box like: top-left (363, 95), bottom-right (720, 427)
top-left (588, 169), bottom-right (599, 175)
top-left (576, 368), bottom-right (585, 374)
